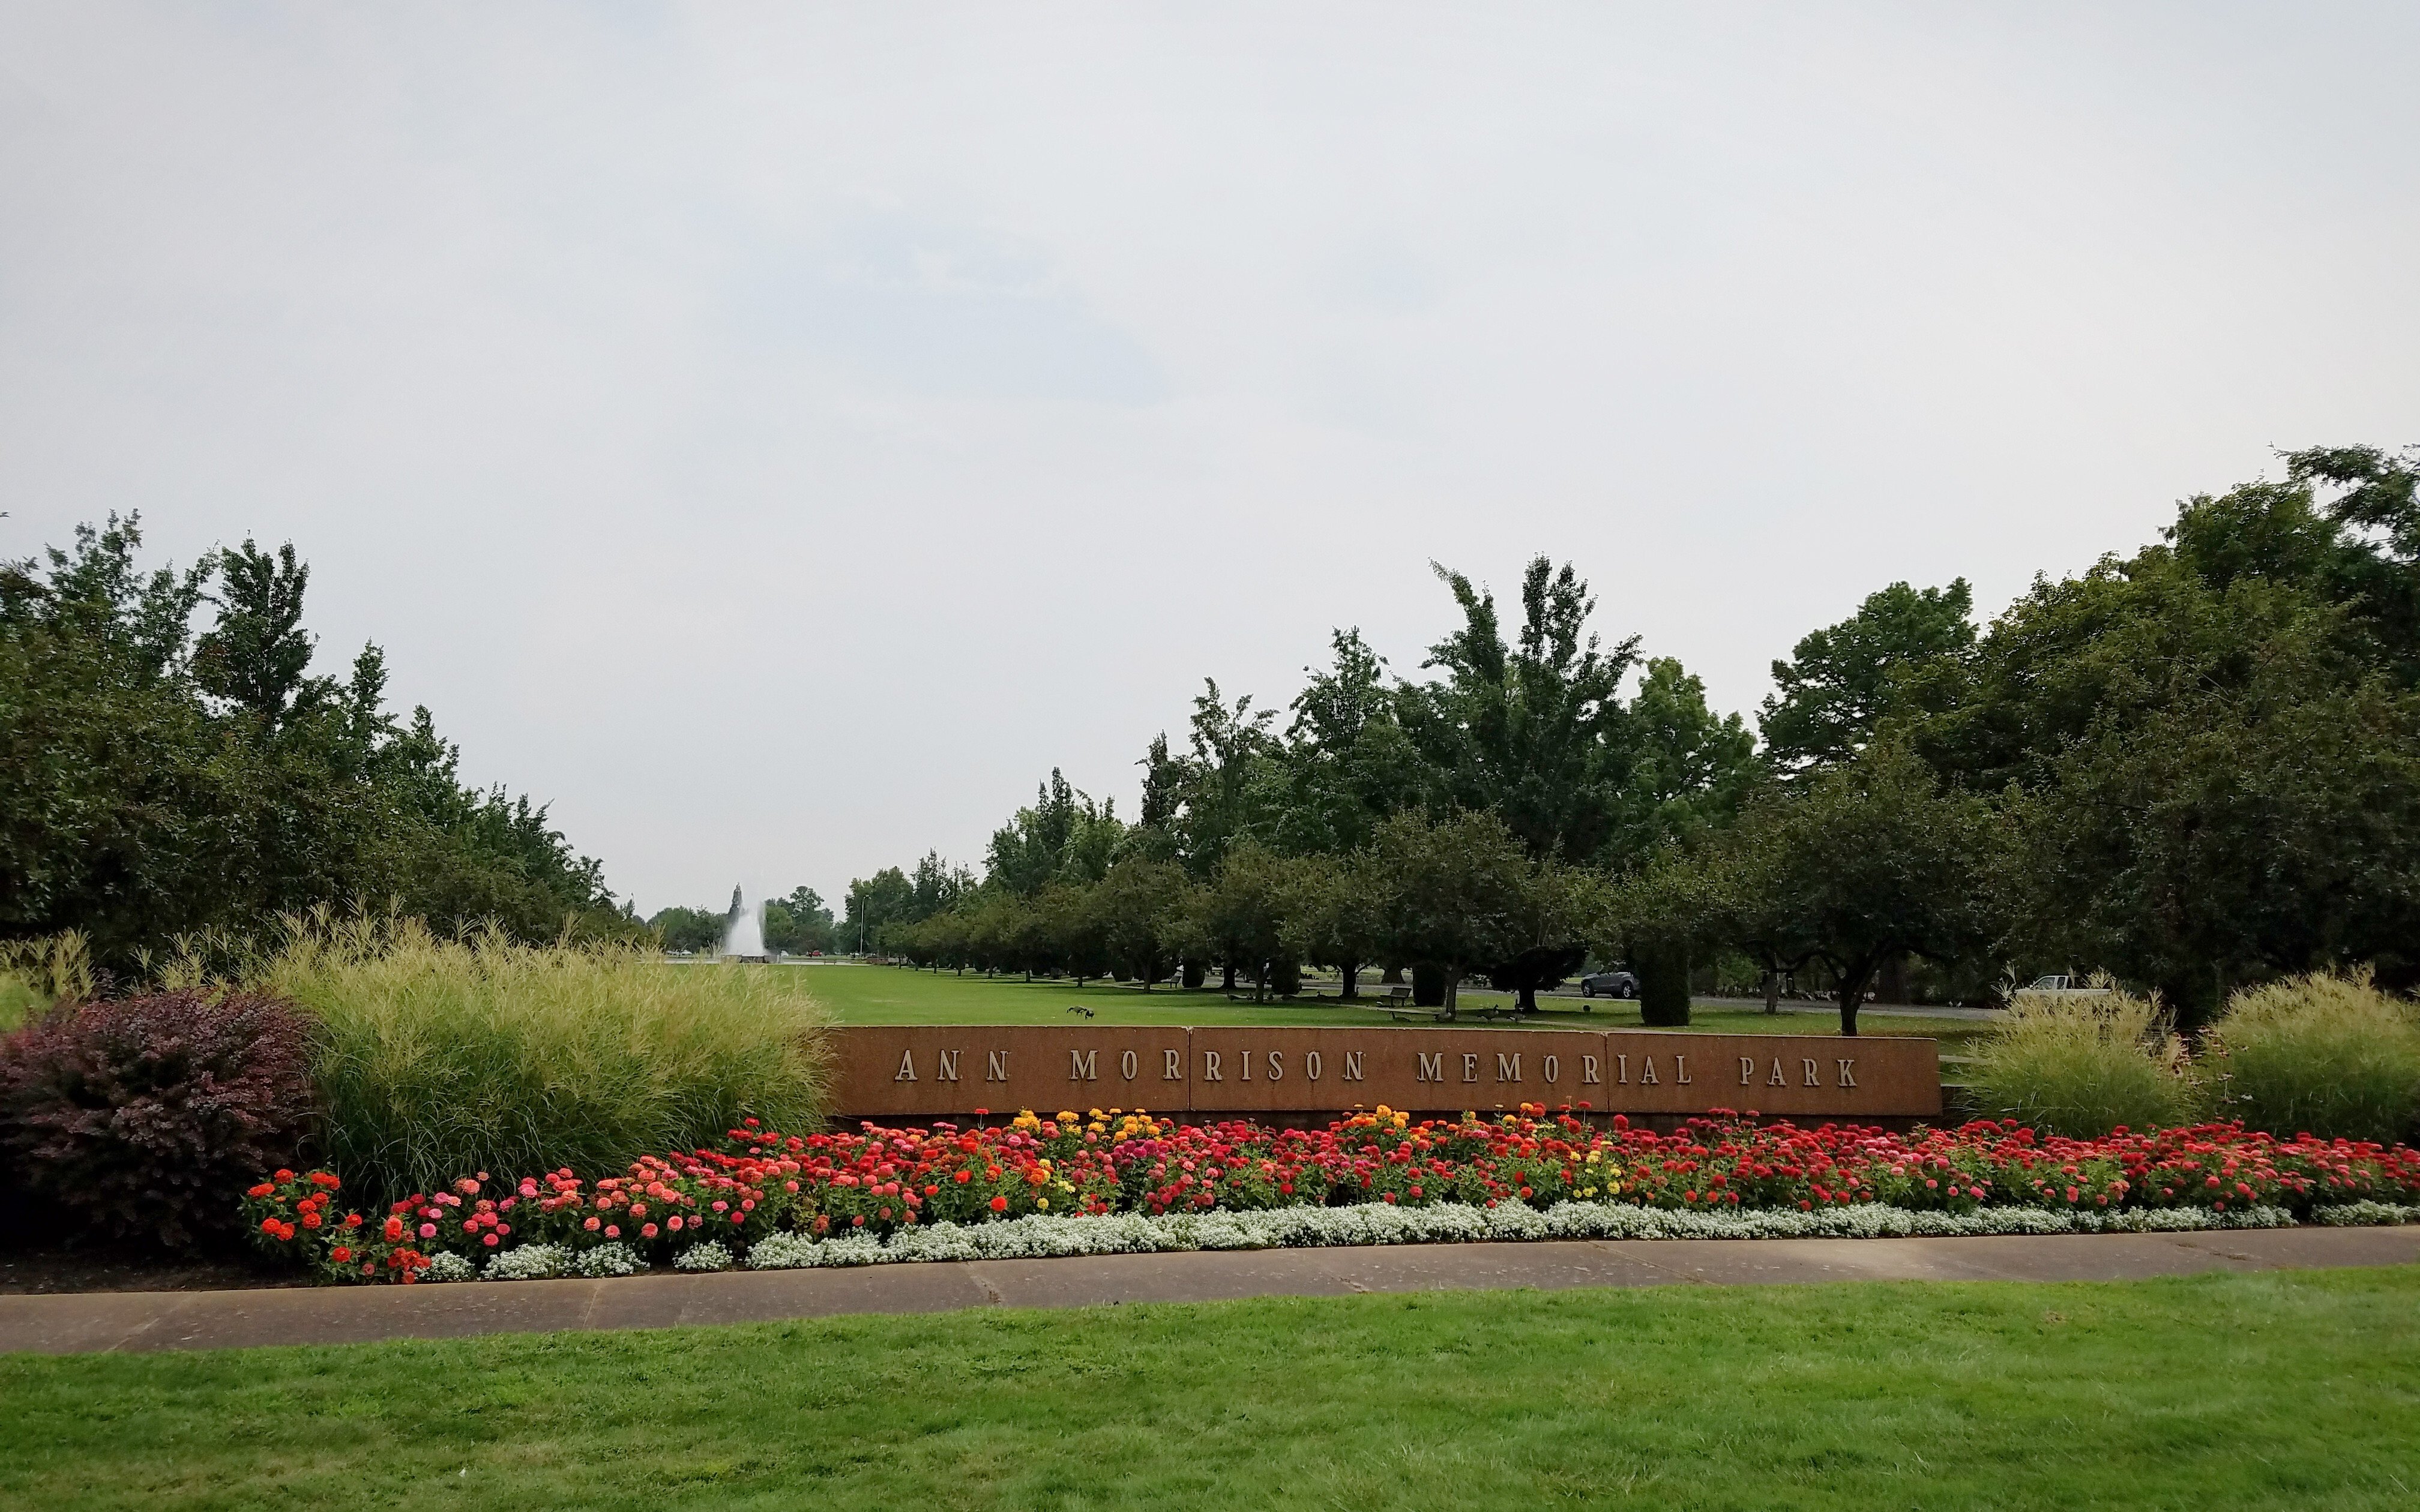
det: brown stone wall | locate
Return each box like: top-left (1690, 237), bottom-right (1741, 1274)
top-left (825, 1025), bottom-right (1939, 1121)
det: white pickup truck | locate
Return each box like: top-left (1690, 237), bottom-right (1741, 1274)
top-left (2022, 974), bottom-right (2112, 997)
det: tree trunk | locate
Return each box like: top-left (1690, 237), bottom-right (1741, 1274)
top-left (1340, 964), bottom-right (1359, 1000)
top-left (1221, 962), bottom-right (1236, 993)
top-left (1763, 959), bottom-right (1781, 1015)
top-left (1877, 953), bottom-right (1909, 1006)
top-left (1253, 962), bottom-right (1267, 1004)
top-left (1517, 979), bottom-right (1538, 1013)
top-left (1381, 964), bottom-right (1404, 985)
top-left (1835, 958), bottom-right (1879, 1037)
top-left (1443, 968), bottom-right (1462, 1021)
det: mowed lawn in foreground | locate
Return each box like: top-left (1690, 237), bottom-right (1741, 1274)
top-left (5, 1267), bottom-right (2417, 1510)
top-left (777, 962), bottom-right (1990, 1051)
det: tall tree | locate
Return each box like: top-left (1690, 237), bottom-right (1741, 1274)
top-left (1, 517), bottom-right (630, 961)
top-left (648, 906), bottom-right (726, 953)
top-left (843, 868), bottom-right (916, 952)
top-left (1703, 742), bottom-right (2000, 1035)
top-left (1611, 657), bottom-right (1759, 856)
top-left (985, 771), bottom-right (1124, 893)
top-left (1086, 857), bottom-right (1193, 989)
top-left (1281, 851), bottom-right (1390, 1000)
top-left (1398, 557), bottom-right (1641, 864)
top-left (1760, 580), bottom-right (1975, 777)
top-left (192, 541), bottom-right (324, 730)
top-left (1273, 629), bottom-right (1424, 856)
top-left (909, 851), bottom-right (974, 917)
top-left (1907, 464), bottom-right (2420, 1013)
top-left (763, 887), bottom-right (837, 955)
top-left (1037, 881), bottom-right (1109, 985)
top-left (1127, 731), bottom-right (1187, 864)
top-left (1188, 841), bottom-right (1294, 1000)
top-left (1172, 680), bottom-right (1281, 878)
top-left (1487, 859), bottom-right (1601, 1015)
top-left (1369, 809), bottom-right (1534, 1018)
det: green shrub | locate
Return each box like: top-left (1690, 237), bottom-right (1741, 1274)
top-left (1636, 944), bottom-right (1691, 1027)
top-left (2199, 970), bottom-right (2420, 1145)
top-left (1967, 983), bottom-right (2196, 1136)
top-left (0, 987), bottom-right (317, 1249)
top-left (210, 914), bottom-right (826, 1200)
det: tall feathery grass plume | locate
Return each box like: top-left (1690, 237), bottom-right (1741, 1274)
top-left (2200, 969), bottom-right (2420, 1145)
top-left (0, 931), bottom-right (94, 1031)
top-left (1967, 976), bottom-right (2196, 1137)
top-left (175, 908), bottom-right (827, 1200)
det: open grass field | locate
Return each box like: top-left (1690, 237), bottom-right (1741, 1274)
top-left (4, 1266), bottom-right (2415, 1510)
top-left (777, 962), bottom-right (1991, 1052)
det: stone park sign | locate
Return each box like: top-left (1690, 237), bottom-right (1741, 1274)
top-left (825, 1025), bottom-right (1940, 1121)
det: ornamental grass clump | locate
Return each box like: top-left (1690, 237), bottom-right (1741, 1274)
top-left (241, 913), bottom-right (826, 1201)
top-left (1967, 982), bottom-right (2196, 1138)
top-left (2199, 970), bottom-right (2420, 1145)
top-left (0, 932), bottom-right (94, 1033)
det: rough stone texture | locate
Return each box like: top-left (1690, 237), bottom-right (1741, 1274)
top-left (2, 1226), bottom-right (2412, 1357)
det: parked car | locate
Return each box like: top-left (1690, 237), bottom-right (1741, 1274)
top-left (2023, 974), bottom-right (2111, 996)
top-left (1579, 970), bottom-right (1638, 1000)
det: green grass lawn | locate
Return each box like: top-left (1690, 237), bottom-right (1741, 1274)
top-left (5, 1267), bottom-right (2416, 1510)
top-left (778, 963), bottom-right (1988, 1052)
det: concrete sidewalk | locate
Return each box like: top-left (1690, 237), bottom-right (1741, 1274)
top-left (4, 1226), bottom-right (2413, 1357)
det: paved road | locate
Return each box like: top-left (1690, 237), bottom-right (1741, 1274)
top-left (1693, 998), bottom-right (2007, 1022)
top-left (1522, 991), bottom-right (2004, 1021)
top-left (3, 1226), bottom-right (2410, 1357)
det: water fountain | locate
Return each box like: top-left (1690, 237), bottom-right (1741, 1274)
top-left (718, 885), bottom-right (769, 961)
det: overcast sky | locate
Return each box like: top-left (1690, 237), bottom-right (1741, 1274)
top-left (4, 4), bottom-right (2415, 917)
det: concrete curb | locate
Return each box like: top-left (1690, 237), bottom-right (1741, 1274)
top-left (4, 1226), bottom-right (2415, 1357)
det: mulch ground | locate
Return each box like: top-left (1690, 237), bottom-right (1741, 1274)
top-left (0, 1245), bottom-right (307, 1296)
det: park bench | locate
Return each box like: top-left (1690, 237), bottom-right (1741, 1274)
top-left (1379, 983), bottom-right (1515, 1024)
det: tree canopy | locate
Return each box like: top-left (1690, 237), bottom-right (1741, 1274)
top-left (1, 517), bottom-right (630, 963)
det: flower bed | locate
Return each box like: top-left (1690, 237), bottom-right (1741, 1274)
top-left (242, 1106), bottom-right (2420, 1283)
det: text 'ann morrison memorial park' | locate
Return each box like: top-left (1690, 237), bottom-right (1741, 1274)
top-left (828, 1025), bottom-right (1940, 1121)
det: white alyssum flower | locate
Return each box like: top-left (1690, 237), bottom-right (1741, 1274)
top-left (736, 1199), bottom-right (2325, 1271)
top-left (2311, 1201), bottom-right (2420, 1226)
top-left (673, 1240), bottom-right (735, 1272)
top-left (573, 1242), bottom-right (644, 1278)
top-left (481, 1243), bottom-right (573, 1282)
top-left (420, 1251), bottom-right (478, 1284)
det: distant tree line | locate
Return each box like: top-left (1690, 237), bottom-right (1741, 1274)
top-left (649, 887), bottom-right (840, 956)
top-left (1, 517), bottom-right (635, 964)
top-left (849, 445), bottom-right (2420, 1031)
